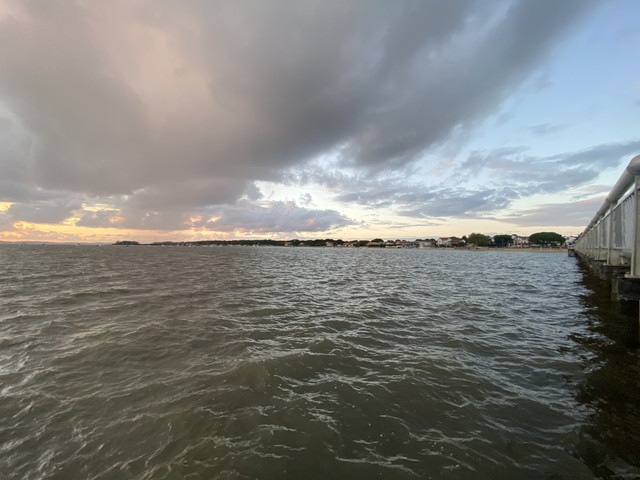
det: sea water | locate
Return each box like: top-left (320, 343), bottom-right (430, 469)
top-left (0, 245), bottom-right (638, 479)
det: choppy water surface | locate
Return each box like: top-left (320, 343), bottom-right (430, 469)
top-left (1, 245), bottom-right (638, 479)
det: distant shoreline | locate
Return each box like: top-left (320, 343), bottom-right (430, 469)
top-left (458, 247), bottom-right (564, 253)
top-left (0, 242), bottom-right (567, 253)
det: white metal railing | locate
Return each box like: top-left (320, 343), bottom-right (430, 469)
top-left (574, 155), bottom-right (640, 277)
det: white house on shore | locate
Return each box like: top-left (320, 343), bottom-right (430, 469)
top-left (511, 235), bottom-right (529, 248)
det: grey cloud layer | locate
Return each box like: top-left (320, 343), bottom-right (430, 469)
top-left (74, 200), bottom-right (354, 235)
top-left (0, 0), bottom-right (604, 232)
top-left (502, 198), bottom-right (604, 227)
top-left (460, 141), bottom-right (640, 196)
top-left (300, 141), bottom-right (640, 219)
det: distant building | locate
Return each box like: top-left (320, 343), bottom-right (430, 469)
top-left (511, 235), bottom-right (529, 248)
top-left (565, 235), bottom-right (578, 246)
top-left (437, 237), bottom-right (452, 247)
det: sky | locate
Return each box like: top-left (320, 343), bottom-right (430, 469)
top-left (0, 0), bottom-right (639, 243)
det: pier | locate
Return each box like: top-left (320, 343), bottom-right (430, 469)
top-left (574, 155), bottom-right (640, 339)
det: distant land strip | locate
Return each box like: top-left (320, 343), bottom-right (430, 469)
top-left (113, 240), bottom-right (566, 251)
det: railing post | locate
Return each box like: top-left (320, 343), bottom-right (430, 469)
top-left (627, 156), bottom-right (640, 278)
top-left (630, 175), bottom-right (640, 277)
top-left (607, 210), bottom-right (614, 264)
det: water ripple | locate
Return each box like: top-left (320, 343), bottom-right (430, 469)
top-left (0, 245), bottom-right (635, 479)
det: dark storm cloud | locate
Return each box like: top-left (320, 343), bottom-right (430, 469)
top-left (0, 0), bottom-right (604, 232)
top-left (338, 0), bottom-right (603, 169)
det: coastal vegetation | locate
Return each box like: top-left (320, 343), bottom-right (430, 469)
top-left (528, 232), bottom-right (565, 245)
top-left (112, 231), bottom-right (568, 248)
top-left (467, 233), bottom-right (491, 246)
top-left (493, 234), bottom-right (514, 247)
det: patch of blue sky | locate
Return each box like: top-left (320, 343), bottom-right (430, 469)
top-left (466, 0), bottom-right (638, 164)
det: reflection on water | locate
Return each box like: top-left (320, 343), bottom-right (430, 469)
top-left (572, 258), bottom-right (640, 479)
